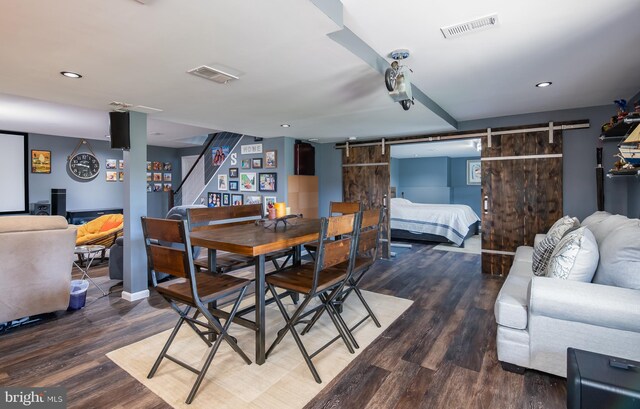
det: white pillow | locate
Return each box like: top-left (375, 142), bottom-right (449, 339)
top-left (390, 197), bottom-right (412, 205)
top-left (585, 214), bottom-right (632, 245)
top-left (532, 216), bottom-right (579, 276)
top-left (593, 222), bottom-right (640, 289)
top-left (581, 211), bottom-right (611, 227)
top-left (545, 227), bottom-right (599, 282)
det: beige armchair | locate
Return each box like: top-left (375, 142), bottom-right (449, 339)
top-left (0, 216), bottom-right (77, 323)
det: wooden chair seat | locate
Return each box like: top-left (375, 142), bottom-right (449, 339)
top-left (330, 255), bottom-right (372, 275)
top-left (266, 264), bottom-right (347, 295)
top-left (193, 249), bottom-right (294, 274)
top-left (156, 273), bottom-right (250, 306)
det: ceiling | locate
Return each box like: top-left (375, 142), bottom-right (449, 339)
top-left (0, 0), bottom-right (638, 147)
top-left (391, 139), bottom-right (481, 159)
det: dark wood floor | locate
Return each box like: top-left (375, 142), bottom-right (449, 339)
top-left (0, 243), bottom-right (566, 409)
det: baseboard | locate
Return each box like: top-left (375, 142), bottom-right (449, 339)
top-left (121, 289), bottom-right (150, 302)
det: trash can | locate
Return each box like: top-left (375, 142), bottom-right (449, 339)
top-left (68, 279), bottom-right (89, 311)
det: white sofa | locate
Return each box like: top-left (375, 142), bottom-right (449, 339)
top-left (494, 212), bottom-right (640, 377)
top-left (0, 216), bottom-right (77, 323)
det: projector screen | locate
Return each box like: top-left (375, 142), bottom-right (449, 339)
top-left (0, 132), bottom-right (29, 214)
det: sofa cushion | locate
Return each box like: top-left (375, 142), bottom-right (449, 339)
top-left (532, 216), bottom-right (579, 276)
top-left (495, 259), bottom-right (532, 330)
top-left (546, 227), bottom-right (599, 282)
top-left (593, 223), bottom-right (640, 290)
top-left (584, 214), bottom-right (631, 245)
top-left (0, 215), bottom-right (69, 233)
top-left (514, 246), bottom-right (534, 263)
top-left (581, 211), bottom-right (611, 227)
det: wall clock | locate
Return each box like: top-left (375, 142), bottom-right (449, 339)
top-left (68, 139), bottom-right (100, 180)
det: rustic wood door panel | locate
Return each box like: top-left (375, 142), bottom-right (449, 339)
top-left (342, 145), bottom-right (390, 259)
top-left (481, 129), bottom-right (563, 276)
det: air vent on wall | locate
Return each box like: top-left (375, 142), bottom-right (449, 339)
top-left (440, 14), bottom-right (499, 39)
top-left (187, 65), bottom-right (239, 84)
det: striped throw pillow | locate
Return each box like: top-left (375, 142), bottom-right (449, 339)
top-left (532, 216), bottom-right (579, 275)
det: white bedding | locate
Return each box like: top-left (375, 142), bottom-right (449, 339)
top-left (390, 198), bottom-right (480, 246)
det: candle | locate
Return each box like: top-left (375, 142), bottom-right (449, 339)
top-left (285, 207), bottom-right (291, 216)
top-left (274, 202), bottom-right (286, 218)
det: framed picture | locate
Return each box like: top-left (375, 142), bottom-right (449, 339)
top-left (244, 195), bottom-right (261, 205)
top-left (146, 183), bottom-right (152, 192)
top-left (146, 161), bottom-right (152, 171)
top-left (259, 172), bottom-right (277, 192)
top-left (222, 193), bottom-right (230, 206)
top-left (263, 196), bottom-right (276, 216)
top-left (118, 171), bottom-right (124, 182)
top-left (118, 160), bottom-right (125, 170)
top-left (163, 172), bottom-right (172, 182)
top-left (241, 159), bottom-right (251, 169)
top-left (153, 173), bottom-right (162, 182)
top-left (163, 162), bottom-right (172, 171)
top-left (146, 172), bottom-right (152, 182)
top-left (231, 194), bottom-right (244, 206)
top-left (229, 167), bottom-right (239, 178)
top-left (153, 183), bottom-right (163, 192)
top-left (467, 159), bottom-right (481, 185)
top-left (229, 180), bottom-right (239, 191)
top-left (218, 174), bottom-right (228, 191)
top-left (31, 150), bottom-right (51, 173)
top-left (208, 192), bottom-right (222, 207)
top-left (212, 146), bottom-right (230, 166)
top-left (241, 144), bottom-right (262, 155)
top-left (153, 161), bottom-right (163, 171)
top-left (264, 150), bottom-right (277, 168)
top-left (106, 171), bottom-right (118, 182)
top-left (252, 158), bottom-right (263, 169)
top-left (163, 183), bottom-right (172, 192)
top-left (240, 172), bottom-right (257, 191)
top-left (105, 159), bottom-right (117, 169)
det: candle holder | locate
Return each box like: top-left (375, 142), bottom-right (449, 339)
top-left (255, 214), bottom-right (302, 230)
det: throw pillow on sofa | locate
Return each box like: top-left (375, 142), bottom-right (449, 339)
top-left (532, 216), bottom-right (580, 275)
top-left (584, 214), bottom-right (631, 245)
top-left (580, 211), bottom-right (611, 227)
top-left (592, 222), bottom-right (640, 290)
top-left (545, 227), bottom-right (599, 282)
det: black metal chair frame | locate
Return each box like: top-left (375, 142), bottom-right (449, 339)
top-left (265, 212), bottom-right (362, 383)
top-left (304, 201), bottom-right (362, 261)
top-left (142, 217), bottom-right (252, 404)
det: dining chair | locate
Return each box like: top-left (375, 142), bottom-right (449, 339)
top-left (301, 207), bottom-right (384, 343)
top-left (141, 216), bottom-right (252, 404)
top-left (303, 201), bottom-right (361, 260)
top-left (265, 212), bottom-right (362, 383)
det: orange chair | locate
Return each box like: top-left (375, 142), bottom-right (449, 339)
top-left (75, 213), bottom-right (124, 263)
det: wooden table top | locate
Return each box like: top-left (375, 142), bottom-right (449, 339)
top-left (189, 218), bottom-right (321, 257)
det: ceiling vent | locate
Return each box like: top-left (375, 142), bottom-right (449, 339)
top-left (440, 14), bottom-right (499, 39)
top-left (187, 65), bottom-right (239, 84)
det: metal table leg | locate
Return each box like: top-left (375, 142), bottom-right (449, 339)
top-left (255, 254), bottom-right (266, 364)
top-left (74, 250), bottom-right (108, 296)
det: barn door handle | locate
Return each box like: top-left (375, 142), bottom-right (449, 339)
top-left (483, 196), bottom-right (489, 214)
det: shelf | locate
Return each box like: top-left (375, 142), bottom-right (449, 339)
top-left (600, 113), bottom-right (640, 140)
top-left (607, 169), bottom-right (640, 178)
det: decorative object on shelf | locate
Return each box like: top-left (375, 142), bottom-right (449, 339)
top-left (106, 171), bottom-right (117, 182)
top-left (259, 172), bottom-right (277, 191)
top-left (255, 214), bottom-right (301, 230)
top-left (217, 174), bottom-right (228, 190)
top-left (222, 193), bottom-right (230, 206)
top-left (31, 150), bottom-right (51, 174)
top-left (241, 159), bottom-right (251, 169)
top-left (212, 146), bottom-right (230, 166)
top-left (252, 158), bottom-right (263, 169)
top-left (263, 196), bottom-right (276, 216)
top-left (229, 180), bottom-right (239, 191)
top-left (105, 159), bottom-right (117, 169)
top-left (231, 193), bottom-right (243, 206)
top-left (68, 139), bottom-right (100, 180)
top-left (618, 123), bottom-right (640, 166)
top-left (229, 167), bottom-right (238, 178)
top-left (208, 192), bottom-right (221, 207)
top-left (244, 195), bottom-right (261, 205)
top-left (241, 143), bottom-right (262, 155)
top-left (264, 150), bottom-right (277, 168)
top-left (240, 172), bottom-right (257, 191)
top-left (466, 159), bottom-right (481, 185)
top-left (614, 99), bottom-right (628, 120)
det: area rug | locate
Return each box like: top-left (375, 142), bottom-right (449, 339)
top-left (433, 234), bottom-right (481, 254)
top-left (107, 290), bottom-right (412, 409)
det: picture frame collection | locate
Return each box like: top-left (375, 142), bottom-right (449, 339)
top-left (207, 146), bottom-right (279, 209)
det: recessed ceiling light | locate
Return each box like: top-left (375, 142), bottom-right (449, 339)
top-left (536, 81), bottom-right (552, 88)
top-left (60, 71), bottom-right (82, 78)
top-left (280, 123), bottom-right (291, 128)
top-left (348, 136), bottom-right (357, 141)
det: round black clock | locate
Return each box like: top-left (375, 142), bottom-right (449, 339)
top-left (68, 152), bottom-right (100, 180)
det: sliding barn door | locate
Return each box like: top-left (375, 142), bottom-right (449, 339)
top-left (342, 145), bottom-right (391, 259)
top-left (482, 127), bottom-right (563, 276)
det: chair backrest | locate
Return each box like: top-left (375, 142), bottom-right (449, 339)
top-left (312, 212), bottom-right (362, 292)
top-left (186, 204), bottom-right (262, 232)
top-left (357, 207), bottom-right (384, 263)
top-left (329, 201), bottom-right (361, 216)
top-left (141, 217), bottom-right (195, 283)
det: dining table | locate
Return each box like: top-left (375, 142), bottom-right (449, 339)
top-left (189, 217), bottom-right (321, 365)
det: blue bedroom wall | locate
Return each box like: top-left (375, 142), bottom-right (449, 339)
top-left (451, 157), bottom-right (481, 216)
top-left (396, 157), bottom-right (451, 204)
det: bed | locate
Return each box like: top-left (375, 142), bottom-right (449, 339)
top-left (390, 198), bottom-right (480, 247)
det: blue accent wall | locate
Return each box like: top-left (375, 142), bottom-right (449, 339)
top-left (451, 157), bottom-right (481, 216)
